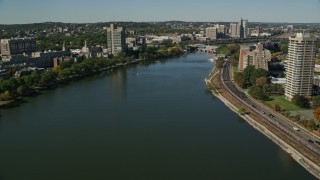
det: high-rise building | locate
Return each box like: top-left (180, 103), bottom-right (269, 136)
top-left (230, 18), bottom-right (248, 38)
top-left (238, 46), bottom-right (250, 71)
top-left (230, 23), bottom-right (238, 38)
top-left (237, 18), bottom-right (244, 38)
top-left (0, 37), bottom-right (36, 57)
top-left (285, 33), bottom-right (316, 101)
top-left (106, 24), bottom-right (126, 55)
top-left (239, 43), bottom-right (271, 71)
top-left (205, 27), bottom-right (218, 40)
top-left (242, 19), bottom-right (248, 38)
top-left (217, 25), bottom-right (226, 39)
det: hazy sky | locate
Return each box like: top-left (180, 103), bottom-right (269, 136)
top-left (0, 0), bottom-right (319, 24)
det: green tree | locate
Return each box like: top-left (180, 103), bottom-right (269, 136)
top-left (58, 68), bottom-right (73, 80)
top-left (16, 85), bottom-right (26, 96)
top-left (274, 103), bottom-right (281, 112)
top-left (250, 68), bottom-right (269, 85)
top-left (242, 65), bottom-right (255, 83)
top-left (312, 96), bottom-right (320, 109)
top-left (60, 61), bottom-right (74, 69)
top-left (0, 90), bottom-right (13, 101)
top-left (162, 39), bottom-right (173, 48)
top-left (216, 44), bottom-right (240, 56)
top-left (292, 94), bottom-right (310, 109)
top-left (249, 85), bottom-right (268, 100)
top-left (238, 107), bottom-right (246, 115)
top-left (39, 71), bottom-right (58, 88)
top-left (234, 72), bottom-right (246, 88)
top-left (22, 76), bottom-right (34, 89)
top-left (0, 78), bottom-right (19, 93)
top-left (280, 40), bottom-right (288, 54)
top-left (30, 71), bottom-right (41, 86)
top-left (263, 84), bottom-right (284, 95)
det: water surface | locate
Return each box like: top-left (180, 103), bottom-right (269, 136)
top-left (0, 54), bottom-right (314, 180)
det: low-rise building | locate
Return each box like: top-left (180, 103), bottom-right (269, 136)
top-left (315, 64), bottom-right (320, 73)
top-left (0, 37), bottom-right (36, 58)
top-left (2, 50), bottom-right (71, 68)
top-left (239, 43), bottom-right (271, 71)
top-left (271, 77), bottom-right (286, 85)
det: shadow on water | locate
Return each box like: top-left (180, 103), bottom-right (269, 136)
top-left (0, 98), bottom-right (28, 109)
top-left (236, 116), bottom-right (247, 124)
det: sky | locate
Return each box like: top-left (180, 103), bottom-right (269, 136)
top-left (0, 0), bottom-right (319, 24)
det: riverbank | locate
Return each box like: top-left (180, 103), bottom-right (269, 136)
top-left (205, 67), bottom-right (320, 178)
top-left (0, 54), bottom-right (183, 109)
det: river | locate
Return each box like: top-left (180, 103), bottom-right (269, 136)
top-left (0, 54), bottom-right (315, 179)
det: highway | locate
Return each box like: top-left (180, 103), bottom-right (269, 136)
top-left (220, 60), bottom-right (320, 158)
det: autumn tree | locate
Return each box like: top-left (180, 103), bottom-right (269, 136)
top-left (256, 76), bottom-right (268, 87)
top-left (313, 107), bottom-right (320, 122)
top-left (215, 57), bottom-right (225, 69)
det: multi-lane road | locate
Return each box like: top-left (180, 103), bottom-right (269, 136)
top-left (220, 60), bottom-right (320, 158)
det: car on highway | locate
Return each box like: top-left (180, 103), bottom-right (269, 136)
top-left (293, 127), bottom-right (300, 131)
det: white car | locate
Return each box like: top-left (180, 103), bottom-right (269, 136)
top-left (293, 127), bottom-right (300, 131)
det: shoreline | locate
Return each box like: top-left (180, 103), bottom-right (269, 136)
top-left (0, 54), bottom-right (183, 109)
top-left (205, 67), bottom-right (320, 178)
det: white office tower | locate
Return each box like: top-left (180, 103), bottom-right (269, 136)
top-left (285, 33), bottom-right (316, 101)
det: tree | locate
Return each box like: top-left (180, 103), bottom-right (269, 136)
top-left (306, 120), bottom-right (316, 130)
top-left (238, 107), bottom-right (246, 115)
top-left (39, 71), bottom-right (58, 88)
top-left (249, 85), bottom-right (268, 100)
top-left (0, 78), bottom-right (19, 93)
top-left (0, 90), bottom-right (13, 101)
top-left (22, 76), bottom-right (34, 89)
top-left (242, 65), bottom-right (255, 83)
top-left (274, 103), bottom-right (281, 112)
top-left (58, 68), bottom-right (72, 80)
top-left (250, 68), bottom-right (269, 85)
top-left (234, 72), bottom-right (246, 88)
top-left (312, 96), bottom-right (320, 109)
top-left (263, 84), bottom-right (284, 95)
top-left (256, 76), bottom-right (268, 87)
top-left (280, 40), bottom-right (288, 54)
top-left (215, 57), bottom-right (224, 69)
top-left (30, 71), bottom-right (41, 86)
top-left (292, 94), bottom-right (310, 109)
top-left (215, 44), bottom-right (240, 56)
top-left (313, 107), bottom-right (320, 122)
top-left (162, 39), bottom-right (173, 48)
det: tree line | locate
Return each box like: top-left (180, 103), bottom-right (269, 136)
top-left (0, 43), bottom-right (183, 103)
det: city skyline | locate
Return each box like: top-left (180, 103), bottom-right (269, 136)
top-left (0, 0), bottom-right (320, 24)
